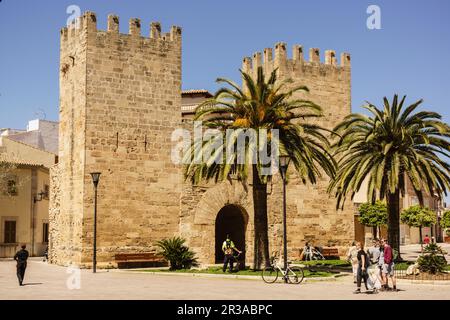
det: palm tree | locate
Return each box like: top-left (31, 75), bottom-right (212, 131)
top-left (329, 95), bottom-right (450, 259)
top-left (184, 67), bottom-right (336, 269)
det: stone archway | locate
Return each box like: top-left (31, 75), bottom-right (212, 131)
top-left (215, 205), bottom-right (247, 264)
top-left (184, 181), bottom-right (253, 265)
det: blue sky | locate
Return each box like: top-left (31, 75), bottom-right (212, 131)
top-left (0, 0), bottom-right (449, 130)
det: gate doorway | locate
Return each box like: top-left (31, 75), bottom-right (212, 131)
top-left (215, 205), bottom-right (246, 265)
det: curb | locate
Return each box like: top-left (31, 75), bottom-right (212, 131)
top-left (114, 270), bottom-right (342, 282)
top-left (396, 279), bottom-right (450, 285)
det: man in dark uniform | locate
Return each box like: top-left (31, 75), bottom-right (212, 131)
top-left (14, 244), bottom-right (29, 286)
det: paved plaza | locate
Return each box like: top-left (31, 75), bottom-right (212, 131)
top-left (400, 243), bottom-right (450, 262)
top-left (0, 257), bottom-right (449, 300)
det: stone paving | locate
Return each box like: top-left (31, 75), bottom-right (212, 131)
top-left (0, 258), bottom-right (449, 300)
top-left (400, 243), bottom-right (450, 262)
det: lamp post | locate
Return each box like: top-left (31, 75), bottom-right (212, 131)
top-left (279, 155), bottom-right (290, 282)
top-left (90, 172), bottom-right (101, 273)
top-left (32, 191), bottom-right (45, 257)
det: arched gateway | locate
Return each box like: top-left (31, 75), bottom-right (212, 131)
top-left (215, 205), bottom-right (247, 264)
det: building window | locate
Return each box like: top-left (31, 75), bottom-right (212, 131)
top-left (42, 223), bottom-right (49, 243)
top-left (6, 179), bottom-right (18, 196)
top-left (43, 184), bottom-right (49, 199)
top-left (4, 220), bottom-right (16, 243)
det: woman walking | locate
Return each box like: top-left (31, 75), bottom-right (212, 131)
top-left (354, 241), bottom-right (371, 294)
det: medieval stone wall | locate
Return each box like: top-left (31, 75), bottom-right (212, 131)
top-left (51, 11), bottom-right (354, 268)
top-left (251, 43), bottom-right (354, 259)
top-left (51, 12), bottom-right (182, 267)
top-left (180, 44), bottom-right (354, 265)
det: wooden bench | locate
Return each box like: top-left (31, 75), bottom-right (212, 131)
top-left (321, 247), bottom-right (340, 259)
top-left (299, 247), bottom-right (340, 260)
top-left (115, 252), bottom-right (166, 269)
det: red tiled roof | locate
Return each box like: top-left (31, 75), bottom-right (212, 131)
top-left (182, 89), bottom-right (212, 97)
top-left (0, 154), bottom-right (47, 167)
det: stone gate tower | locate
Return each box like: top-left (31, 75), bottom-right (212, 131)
top-left (50, 11), bottom-right (182, 266)
top-left (179, 43), bottom-right (354, 265)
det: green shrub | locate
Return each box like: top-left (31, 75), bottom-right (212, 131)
top-left (417, 243), bottom-right (448, 274)
top-left (155, 237), bottom-right (198, 270)
top-left (441, 210), bottom-right (450, 229)
top-left (357, 201), bottom-right (387, 238)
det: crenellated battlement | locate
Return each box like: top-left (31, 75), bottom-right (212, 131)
top-left (242, 42), bottom-right (350, 75)
top-left (60, 11), bottom-right (182, 44)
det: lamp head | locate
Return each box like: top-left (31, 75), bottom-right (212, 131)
top-left (90, 172), bottom-right (101, 186)
top-left (279, 154), bottom-right (290, 180)
top-left (279, 155), bottom-right (290, 168)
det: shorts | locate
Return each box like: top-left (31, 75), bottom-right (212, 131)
top-left (382, 263), bottom-right (395, 276)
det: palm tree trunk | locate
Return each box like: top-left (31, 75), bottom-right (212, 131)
top-left (387, 189), bottom-right (402, 261)
top-left (372, 226), bottom-right (377, 239)
top-left (252, 164), bottom-right (270, 270)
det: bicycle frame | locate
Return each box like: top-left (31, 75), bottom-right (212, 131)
top-left (262, 256), bottom-right (304, 284)
top-left (272, 262), bottom-right (295, 282)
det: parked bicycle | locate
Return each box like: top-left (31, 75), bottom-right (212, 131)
top-left (261, 256), bottom-right (304, 284)
top-left (233, 251), bottom-right (243, 272)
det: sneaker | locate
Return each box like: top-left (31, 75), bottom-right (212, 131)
top-left (353, 289), bottom-right (361, 294)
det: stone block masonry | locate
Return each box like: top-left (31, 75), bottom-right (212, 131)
top-left (51, 11), bottom-right (354, 268)
top-left (51, 11), bottom-right (182, 267)
top-left (244, 43), bottom-right (354, 259)
top-left (179, 43), bottom-right (354, 265)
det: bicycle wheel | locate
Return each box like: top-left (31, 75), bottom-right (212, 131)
top-left (287, 267), bottom-right (304, 284)
top-left (262, 266), bottom-right (279, 283)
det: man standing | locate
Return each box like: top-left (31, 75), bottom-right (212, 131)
top-left (367, 239), bottom-right (382, 291)
top-left (423, 234), bottom-right (430, 245)
top-left (380, 238), bottom-right (397, 292)
top-left (222, 235), bottom-right (242, 273)
top-left (346, 241), bottom-right (358, 283)
top-left (14, 244), bottom-right (29, 286)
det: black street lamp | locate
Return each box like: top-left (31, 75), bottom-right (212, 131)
top-left (279, 155), bottom-right (290, 282)
top-left (90, 172), bottom-right (101, 273)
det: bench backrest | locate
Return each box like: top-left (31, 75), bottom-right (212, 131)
top-left (115, 253), bottom-right (159, 261)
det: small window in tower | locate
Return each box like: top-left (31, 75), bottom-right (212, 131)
top-left (43, 184), bottom-right (50, 199)
top-left (6, 179), bottom-right (17, 196)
